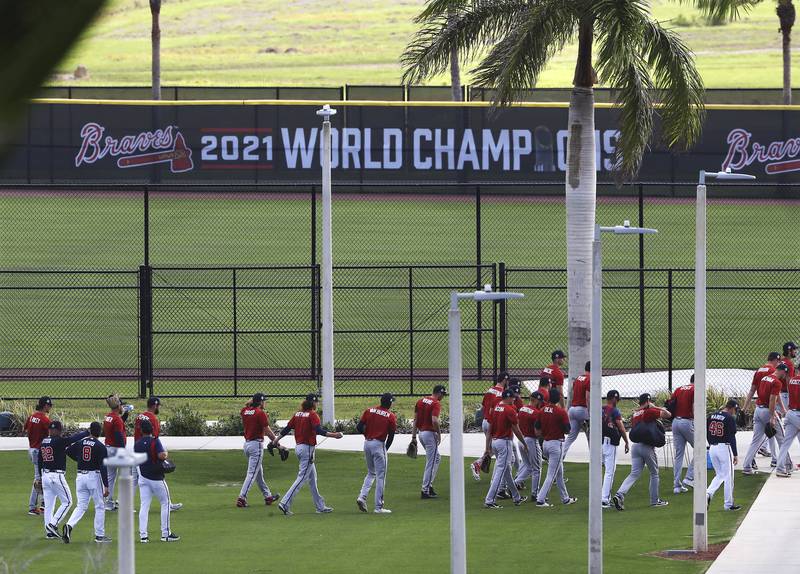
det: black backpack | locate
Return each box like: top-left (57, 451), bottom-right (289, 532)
top-left (630, 419), bottom-right (666, 447)
top-left (601, 407), bottom-right (621, 444)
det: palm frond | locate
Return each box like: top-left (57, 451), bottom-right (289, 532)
top-left (682, 0), bottom-right (758, 22)
top-left (415, 0), bottom-right (470, 23)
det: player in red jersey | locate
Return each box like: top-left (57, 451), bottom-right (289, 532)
top-left (273, 394), bottom-right (343, 515)
top-left (236, 393), bottom-right (281, 508)
top-left (537, 377), bottom-right (552, 405)
top-left (356, 393), bottom-right (398, 514)
top-left (743, 352), bottom-right (783, 465)
top-left (102, 394), bottom-right (133, 511)
top-left (514, 391), bottom-right (544, 500)
top-left (534, 389), bottom-right (576, 507)
top-left (24, 396), bottom-right (52, 515)
top-left (132, 397), bottom-right (182, 511)
top-left (411, 384), bottom-right (446, 499)
top-left (483, 389), bottom-right (528, 508)
top-left (743, 364), bottom-right (791, 475)
top-left (470, 372), bottom-right (509, 481)
top-left (541, 349), bottom-right (567, 407)
top-left (563, 361), bottom-right (590, 458)
top-left (776, 373), bottom-right (800, 476)
top-left (780, 342), bottom-right (797, 413)
top-left (669, 375), bottom-right (695, 493)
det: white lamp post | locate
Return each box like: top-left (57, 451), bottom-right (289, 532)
top-left (590, 221), bottom-right (657, 574)
top-left (693, 169), bottom-right (755, 552)
top-left (104, 450), bottom-right (147, 574)
top-left (449, 284), bottom-right (523, 574)
top-left (317, 104), bottom-right (337, 425)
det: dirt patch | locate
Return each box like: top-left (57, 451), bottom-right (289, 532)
top-left (650, 542), bottom-right (728, 562)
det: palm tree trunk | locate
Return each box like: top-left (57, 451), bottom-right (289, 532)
top-left (448, 11), bottom-right (462, 102)
top-left (565, 18), bottom-right (596, 393)
top-left (778, 0), bottom-right (795, 105)
top-left (150, 0), bottom-right (162, 100)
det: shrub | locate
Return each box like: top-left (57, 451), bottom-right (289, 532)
top-left (162, 405), bottom-right (207, 436)
top-left (208, 410), bottom-right (280, 436)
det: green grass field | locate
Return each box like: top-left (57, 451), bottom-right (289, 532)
top-left (47, 0), bottom-right (800, 89)
top-left (0, 450), bottom-right (769, 574)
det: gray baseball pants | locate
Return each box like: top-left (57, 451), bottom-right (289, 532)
top-left (671, 417), bottom-right (695, 488)
top-left (29, 447), bottom-right (41, 510)
top-left (616, 443), bottom-right (660, 505)
top-left (418, 430), bottom-right (441, 494)
top-left (513, 436), bottom-right (542, 497)
top-left (563, 406), bottom-right (589, 458)
top-left (239, 440), bottom-right (273, 500)
top-left (776, 410), bottom-right (800, 472)
top-left (485, 438), bottom-right (522, 504)
top-left (358, 439), bottom-right (388, 509)
top-left (536, 439), bottom-right (569, 504)
top-left (743, 406), bottom-right (790, 473)
top-left (280, 444), bottom-right (326, 512)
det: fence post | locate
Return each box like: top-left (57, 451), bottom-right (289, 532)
top-left (476, 185), bottom-right (483, 376)
top-left (138, 265), bottom-right (153, 398)
top-left (491, 264), bottom-right (498, 378)
top-left (144, 186), bottom-right (150, 267)
top-left (667, 269), bottom-right (674, 392)
top-left (408, 267), bottom-right (414, 396)
top-left (498, 262), bottom-right (507, 373)
top-left (232, 268), bottom-right (238, 397)
top-left (638, 183), bottom-right (646, 373)
top-left (311, 186), bottom-right (319, 387)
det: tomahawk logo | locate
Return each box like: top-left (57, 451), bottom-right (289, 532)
top-left (74, 122), bottom-right (194, 173)
top-left (722, 128), bottom-right (800, 175)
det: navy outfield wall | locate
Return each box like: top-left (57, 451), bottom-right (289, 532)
top-left (2, 100), bottom-right (799, 195)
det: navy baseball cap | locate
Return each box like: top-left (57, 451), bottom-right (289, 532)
top-left (552, 349), bottom-right (566, 360)
top-left (606, 390), bottom-right (620, 400)
top-left (252, 393), bottom-right (267, 404)
top-left (538, 376), bottom-right (552, 387)
top-left (638, 393), bottom-right (651, 405)
top-left (89, 421), bottom-right (102, 435)
top-left (433, 384), bottom-right (447, 395)
top-left (380, 392), bottom-right (395, 403)
top-left (495, 372), bottom-right (509, 384)
top-left (548, 389), bottom-right (561, 404)
top-left (531, 391), bottom-right (544, 402)
top-left (147, 396), bottom-right (161, 407)
top-left (48, 421), bottom-right (62, 430)
top-left (784, 342), bottom-right (797, 354)
top-left (140, 420), bottom-right (154, 434)
top-left (305, 393), bottom-right (319, 402)
top-left (38, 396), bottom-right (52, 408)
top-left (769, 351), bottom-right (782, 361)
top-left (776, 362), bottom-right (790, 372)
top-left (726, 399), bottom-right (740, 410)
top-left (501, 388), bottom-right (515, 399)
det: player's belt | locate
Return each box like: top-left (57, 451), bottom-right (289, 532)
top-left (43, 469), bottom-right (65, 474)
top-left (791, 409), bottom-right (800, 412)
top-left (756, 405), bottom-right (768, 408)
top-left (77, 470), bottom-right (100, 473)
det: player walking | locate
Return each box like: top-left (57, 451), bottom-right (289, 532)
top-left (103, 394), bottom-right (133, 511)
top-left (273, 393), bottom-right (343, 516)
top-left (470, 372), bottom-right (509, 481)
top-left (601, 390), bottom-right (629, 509)
top-left (135, 420), bottom-right (180, 542)
top-left (356, 393), bottom-right (398, 514)
top-left (743, 352), bottom-right (782, 466)
top-left (563, 361), bottom-right (590, 458)
top-left (24, 396), bottom-right (52, 516)
top-left (236, 393), bottom-right (281, 508)
top-left (411, 384), bottom-right (446, 499)
top-left (483, 389), bottom-right (528, 508)
top-left (669, 375), bottom-right (695, 494)
top-left (742, 363), bottom-right (790, 475)
top-left (535, 389), bottom-right (577, 507)
top-left (542, 350), bottom-right (567, 407)
top-left (133, 397), bottom-right (182, 511)
top-left (612, 394), bottom-right (671, 510)
top-left (63, 422), bottom-right (110, 543)
top-left (776, 371), bottom-right (800, 477)
top-left (514, 391), bottom-right (544, 500)
top-left (706, 400), bottom-right (741, 510)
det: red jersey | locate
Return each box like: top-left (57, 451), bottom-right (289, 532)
top-left (287, 409), bottom-right (321, 446)
top-left (481, 385), bottom-right (504, 420)
top-left (134, 411), bottom-right (160, 441)
top-left (670, 384), bottom-right (694, 419)
top-left (241, 406), bottom-right (269, 441)
top-left (489, 404), bottom-right (518, 439)
top-left (24, 411), bottom-right (50, 448)
top-left (517, 405), bottom-right (540, 438)
top-left (103, 412), bottom-right (126, 447)
top-left (513, 397), bottom-right (524, 411)
top-left (781, 359), bottom-right (795, 391)
top-left (537, 387), bottom-right (550, 404)
top-left (414, 396), bottom-right (441, 432)
top-left (752, 364), bottom-right (775, 388)
top-left (360, 406), bottom-right (397, 441)
top-left (756, 374), bottom-right (782, 407)
top-left (787, 376), bottom-right (800, 410)
top-left (571, 374), bottom-right (590, 407)
top-left (542, 363), bottom-right (565, 387)
top-left (631, 407), bottom-right (662, 427)
top-left (537, 404), bottom-right (570, 441)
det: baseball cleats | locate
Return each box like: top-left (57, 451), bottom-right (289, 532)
top-left (264, 494), bottom-right (280, 506)
top-left (357, 498), bottom-right (368, 512)
top-left (770, 461), bottom-right (778, 468)
top-left (470, 461), bottom-right (481, 481)
top-left (601, 501), bottom-right (611, 509)
top-left (651, 499), bottom-right (669, 508)
top-left (776, 470), bottom-right (792, 478)
top-left (758, 447), bottom-right (771, 457)
top-left (45, 523), bottom-right (60, 539)
top-left (497, 489), bottom-right (512, 500)
top-left (515, 482), bottom-right (525, 491)
top-left (484, 502), bottom-right (503, 509)
top-left (316, 507), bottom-right (334, 514)
top-left (612, 494), bottom-right (624, 511)
top-left (421, 491), bottom-right (433, 499)
top-left (95, 536), bottom-right (113, 543)
top-left (707, 494), bottom-right (711, 509)
top-left (140, 536), bottom-right (149, 544)
top-left (45, 533), bottom-right (59, 540)
top-left (27, 508), bottom-right (41, 516)
top-left (374, 508), bottom-right (392, 514)
top-left (682, 479), bottom-right (694, 488)
top-left (741, 469), bottom-right (756, 476)
top-left (236, 497), bottom-right (248, 508)
top-left (160, 533), bottom-right (180, 542)
top-left (562, 497), bottom-right (578, 506)
top-left (535, 501), bottom-right (551, 508)
top-left (674, 485), bottom-right (689, 494)
top-left (62, 524), bottom-right (72, 544)
top-left (725, 505), bottom-right (742, 511)
top-left (429, 486), bottom-right (438, 497)
top-left (278, 503), bottom-right (293, 516)
top-left (169, 503), bottom-right (183, 511)
top-left (513, 496), bottom-right (528, 506)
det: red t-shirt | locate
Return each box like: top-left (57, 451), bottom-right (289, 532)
top-left (537, 404), bottom-right (570, 441)
top-left (542, 364), bottom-right (565, 387)
top-left (490, 404), bottom-right (518, 439)
top-left (287, 409), bottom-right (321, 446)
top-left (631, 407), bottom-right (661, 427)
top-left (787, 376), bottom-right (800, 410)
top-left (571, 374), bottom-right (589, 407)
top-left (781, 359), bottom-right (795, 391)
top-left (134, 411), bottom-right (160, 441)
top-left (756, 374), bottom-right (782, 407)
top-left (670, 384), bottom-right (694, 419)
top-left (241, 406), bottom-right (269, 441)
top-left (537, 387), bottom-right (550, 404)
top-left (481, 385), bottom-right (504, 422)
top-left (24, 411), bottom-right (50, 448)
top-left (415, 396), bottom-right (441, 432)
top-left (103, 412), bottom-right (126, 447)
top-left (360, 406), bottom-right (397, 441)
top-left (517, 405), bottom-right (540, 438)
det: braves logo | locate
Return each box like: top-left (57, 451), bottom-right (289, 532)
top-left (74, 122), bottom-right (194, 173)
top-left (722, 128), bottom-right (800, 175)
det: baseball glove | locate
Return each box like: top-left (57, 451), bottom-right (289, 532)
top-left (33, 479), bottom-right (43, 494)
top-left (480, 453), bottom-right (491, 474)
top-left (765, 422), bottom-right (777, 438)
top-left (736, 409), bottom-right (747, 429)
top-left (267, 443), bottom-right (276, 456)
top-left (406, 439), bottom-right (418, 459)
top-left (279, 448), bottom-right (290, 462)
top-left (161, 460), bottom-right (176, 474)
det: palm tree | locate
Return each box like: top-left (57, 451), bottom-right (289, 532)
top-left (448, 9), bottom-right (463, 101)
top-left (777, 0), bottom-right (795, 104)
top-left (403, 0), bottom-right (747, 386)
top-left (150, 0), bottom-right (162, 100)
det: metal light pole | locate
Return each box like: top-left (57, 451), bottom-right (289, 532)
top-left (317, 104), bottom-right (337, 425)
top-left (105, 450), bottom-right (146, 574)
top-left (590, 221), bottom-right (657, 574)
top-left (449, 285), bottom-right (523, 574)
top-left (693, 169), bottom-right (755, 551)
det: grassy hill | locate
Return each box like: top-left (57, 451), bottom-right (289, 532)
top-left (50, 0), bottom-right (798, 89)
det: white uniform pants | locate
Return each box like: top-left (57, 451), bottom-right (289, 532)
top-left (359, 440), bottom-right (388, 509)
top-left (485, 438), bottom-right (521, 504)
top-left (42, 471), bottom-right (72, 529)
top-left (418, 430), bottom-right (441, 494)
top-left (672, 417), bottom-right (695, 487)
top-left (139, 476), bottom-right (171, 538)
top-left (239, 440), bottom-right (272, 499)
top-left (280, 444), bottom-right (326, 512)
top-left (29, 448), bottom-right (41, 510)
top-left (66, 472), bottom-right (106, 537)
top-left (776, 410), bottom-right (800, 471)
top-left (601, 437), bottom-right (618, 504)
top-left (563, 406), bottom-right (589, 458)
top-left (537, 439), bottom-right (569, 504)
top-left (617, 443), bottom-right (660, 505)
top-left (707, 443), bottom-right (735, 509)
top-left (513, 437), bottom-right (542, 497)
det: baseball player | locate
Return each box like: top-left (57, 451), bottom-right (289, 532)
top-left (103, 394), bottom-right (133, 511)
top-left (470, 372), bottom-right (509, 481)
top-left (775, 372), bottom-right (800, 477)
top-left (236, 393), bottom-right (281, 508)
top-left (38, 421), bottom-right (89, 540)
top-left (742, 363), bottom-right (790, 475)
top-left (563, 361), bottom-right (590, 457)
top-left (356, 393), bottom-right (398, 514)
top-left (483, 389), bottom-right (528, 508)
top-left (535, 389), bottom-right (577, 507)
top-left (612, 394), bottom-right (671, 510)
top-left (537, 376), bottom-right (552, 404)
top-left (669, 375), bottom-right (695, 493)
top-left (63, 421), bottom-right (110, 543)
top-left (706, 400), bottom-right (741, 511)
top-left (134, 420), bottom-right (180, 543)
top-left (601, 390), bottom-right (629, 508)
top-left (514, 391), bottom-right (544, 500)
top-left (273, 393), bottom-right (343, 516)
top-left (542, 350), bottom-right (567, 407)
top-left (133, 397), bottom-right (182, 511)
top-left (743, 352), bottom-right (783, 465)
top-left (411, 384), bottom-right (446, 499)
top-left (24, 396), bottom-right (52, 516)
